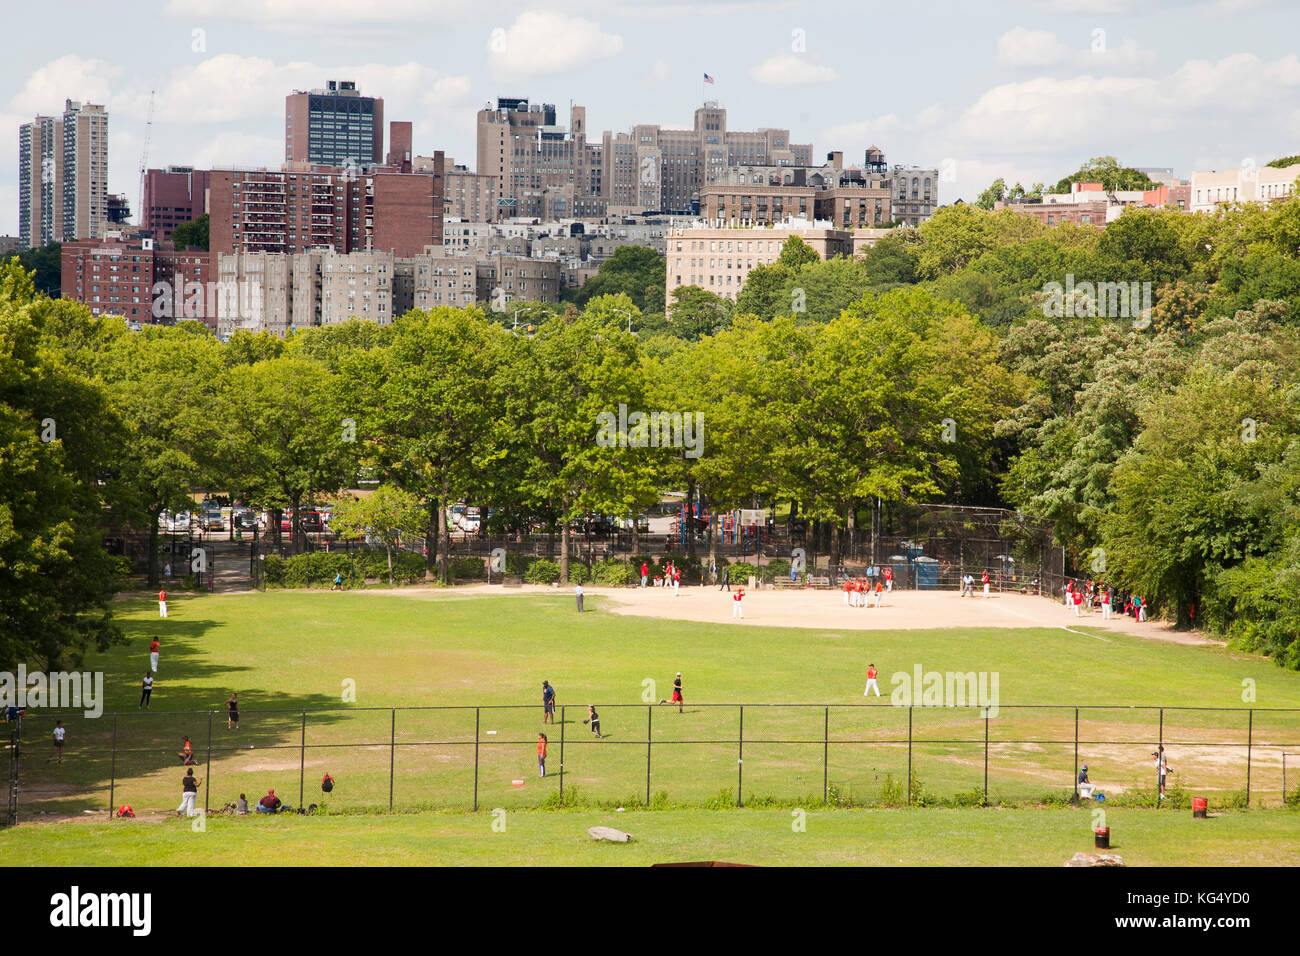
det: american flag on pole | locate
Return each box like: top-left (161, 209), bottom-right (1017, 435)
top-left (703, 73), bottom-right (715, 84)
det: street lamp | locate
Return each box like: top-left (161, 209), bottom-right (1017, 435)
top-left (611, 307), bottom-right (635, 334)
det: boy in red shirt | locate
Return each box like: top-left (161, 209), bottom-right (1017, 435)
top-left (864, 664), bottom-right (880, 697)
top-left (732, 587), bottom-right (745, 619)
top-left (158, 588), bottom-right (168, 619)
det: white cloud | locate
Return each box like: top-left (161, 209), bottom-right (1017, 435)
top-left (162, 0), bottom-right (459, 36)
top-left (9, 55), bottom-right (123, 115)
top-left (749, 53), bottom-right (837, 87)
top-left (485, 12), bottom-right (623, 80)
top-left (995, 27), bottom-right (1153, 70)
top-left (647, 60), bottom-right (672, 84)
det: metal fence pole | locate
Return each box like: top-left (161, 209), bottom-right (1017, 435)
top-left (1245, 709), bottom-right (1253, 807)
top-left (907, 706), bottom-right (913, 806)
top-left (645, 704), bottom-right (652, 806)
top-left (204, 710), bottom-right (213, 813)
top-left (1073, 708), bottom-right (1079, 799)
top-left (1157, 707), bottom-right (1164, 809)
top-left (299, 710), bottom-right (306, 809)
top-left (737, 705), bottom-right (744, 808)
top-left (823, 706), bottom-right (829, 805)
top-left (559, 706), bottom-right (566, 804)
top-left (389, 709), bottom-right (396, 811)
top-left (983, 711), bottom-right (989, 805)
top-left (108, 713), bottom-right (117, 816)
top-left (472, 707), bottom-right (479, 812)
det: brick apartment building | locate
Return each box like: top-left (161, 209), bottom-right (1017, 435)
top-left (700, 153), bottom-right (892, 228)
top-left (208, 152), bottom-right (444, 258)
top-left (141, 165), bottom-right (210, 241)
top-left (61, 235), bottom-right (211, 326)
top-left (285, 80), bottom-right (384, 166)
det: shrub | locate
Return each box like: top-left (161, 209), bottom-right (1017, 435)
top-left (525, 559), bottom-right (561, 584)
top-left (950, 787), bottom-right (988, 808)
top-left (880, 774), bottom-right (906, 807)
top-left (725, 561), bottom-right (759, 584)
top-left (591, 560), bottom-right (637, 587)
top-left (567, 562), bottom-right (592, 585)
top-left (765, 559), bottom-right (791, 582)
top-left (705, 787), bottom-right (736, 809)
top-left (447, 556), bottom-right (486, 581)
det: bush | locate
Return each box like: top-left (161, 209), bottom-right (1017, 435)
top-left (447, 556), bottom-right (486, 581)
top-left (765, 559), bottom-right (791, 582)
top-left (567, 562), bottom-right (592, 585)
top-left (525, 559), bottom-right (561, 584)
top-left (880, 774), bottom-right (906, 807)
top-left (591, 559), bottom-right (637, 587)
top-left (725, 561), bottom-right (759, 584)
top-left (704, 787), bottom-right (737, 809)
top-left (950, 787), bottom-right (988, 808)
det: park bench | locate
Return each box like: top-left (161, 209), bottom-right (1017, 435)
top-left (772, 578), bottom-right (804, 590)
top-left (808, 575), bottom-right (832, 589)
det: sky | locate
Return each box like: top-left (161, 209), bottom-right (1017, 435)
top-left (4, 0), bottom-right (1300, 235)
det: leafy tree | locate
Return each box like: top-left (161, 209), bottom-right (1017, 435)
top-left (859, 233), bottom-right (918, 287)
top-left (330, 485), bottom-right (426, 585)
top-left (777, 236), bottom-right (820, 270)
top-left (8, 242), bottom-right (62, 298)
top-left (662, 285), bottom-right (732, 340)
top-left (172, 214), bottom-right (209, 252)
top-left (974, 178), bottom-right (1007, 210)
top-left (1048, 156), bottom-right (1157, 194)
top-left (0, 262), bottom-right (122, 669)
top-left (567, 246), bottom-right (666, 314)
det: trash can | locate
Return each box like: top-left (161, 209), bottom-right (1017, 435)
top-left (1192, 797), bottom-right (1208, 819)
top-left (1094, 826), bottom-right (1110, 849)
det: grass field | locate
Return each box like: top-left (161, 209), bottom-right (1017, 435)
top-left (6, 587), bottom-right (1300, 865)
top-left (6, 806), bottom-right (1300, 866)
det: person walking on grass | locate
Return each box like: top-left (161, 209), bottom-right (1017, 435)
top-left (585, 704), bottom-right (602, 738)
top-left (52, 721), bottom-right (65, 764)
top-left (177, 767), bottom-right (200, 818)
top-left (139, 673), bottom-right (153, 709)
top-left (732, 586), bottom-right (745, 619)
top-left (538, 733), bottom-right (548, 777)
top-left (227, 692), bottom-right (240, 730)
top-left (864, 663), bottom-right (880, 698)
top-left (149, 637), bottom-right (160, 674)
top-left (541, 680), bottom-right (556, 725)
top-left (159, 588), bottom-right (168, 619)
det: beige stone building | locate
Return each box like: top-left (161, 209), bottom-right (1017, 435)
top-left (664, 221), bottom-right (853, 300)
top-left (1189, 163), bottom-right (1300, 214)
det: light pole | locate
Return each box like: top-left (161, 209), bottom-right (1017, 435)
top-left (612, 307), bottom-right (635, 334)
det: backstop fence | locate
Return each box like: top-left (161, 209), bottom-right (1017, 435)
top-left (6, 703), bottom-right (1300, 822)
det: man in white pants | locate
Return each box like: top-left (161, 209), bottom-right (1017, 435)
top-left (982, 571), bottom-right (990, 599)
top-left (1101, 587), bottom-right (1112, 620)
top-left (158, 588), bottom-right (168, 619)
top-left (177, 767), bottom-right (200, 817)
top-left (732, 588), bottom-right (745, 619)
top-left (863, 663), bottom-right (880, 697)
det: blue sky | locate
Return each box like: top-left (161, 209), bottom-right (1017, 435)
top-left (5, 0), bottom-right (1299, 234)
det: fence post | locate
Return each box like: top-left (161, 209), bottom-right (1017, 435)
top-left (645, 704), bottom-right (652, 806)
top-left (823, 706), bottom-right (829, 806)
top-left (1245, 709), bottom-right (1253, 807)
top-left (737, 705), bottom-right (744, 808)
top-left (559, 706), bottom-right (566, 805)
top-left (204, 710), bottom-right (213, 813)
top-left (1157, 708), bottom-right (1164, 809)
top-left (907, 706), bottom-right (913, 806)
top-left (108, 713), bottom-right (118, 816)
top-left (472, 707), bottom-right (479, 812)
top-left (983, 711), bottom-right (989, 806)
top-left (1073, 707), bottom-right (1079, 799)
top-left (389, 709), bottom-right (396, 811)
top-left (299, 710), bottom-right (306, 810)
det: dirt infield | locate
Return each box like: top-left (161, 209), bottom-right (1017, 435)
top-left (374, 583), bottom-right (1220, 646)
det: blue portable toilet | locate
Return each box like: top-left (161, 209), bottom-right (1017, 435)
top-left (915, 556), bottom-right (939, 590)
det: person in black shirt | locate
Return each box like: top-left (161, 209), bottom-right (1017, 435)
top-left (177, 767), bottom-right (201, 817)
top-left (227, 692), bottom-right (239, 730)
top-left (586, 704), bottom-right (602, 738)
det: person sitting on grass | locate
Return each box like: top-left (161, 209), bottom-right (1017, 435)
top-left (237, 793), bottom-right (249, 815)
top-left (256, 788), bottom-right (282, 814)
top-left (1076, 765), bottom-right (1095, 800)
top-left (177, 736), bottom-right (197, 765)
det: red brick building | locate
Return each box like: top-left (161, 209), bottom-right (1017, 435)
top-left (61, 236), bottom-right (212, 327)
top-left (141, 166), bottom-right (210, 240)
top-left (209, 156), bottom-right (443, 257)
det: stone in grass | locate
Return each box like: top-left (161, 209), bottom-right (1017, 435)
top-left (1063, 852), bottom-right (1125, 867)
top-left (588, 825), bottom-right (633, 843)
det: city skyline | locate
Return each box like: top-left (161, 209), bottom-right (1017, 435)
top-left (4, 0), bottom-right (1300, 237)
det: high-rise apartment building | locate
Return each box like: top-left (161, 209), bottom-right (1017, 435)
top-left (18, 100), bottom-right (109, 249)
top-left (208, 156), bottom-right (443, 258)
top-left (285, 80), bottom-right (384, 167)
top-left (142, 166), bottom-right (211, 241)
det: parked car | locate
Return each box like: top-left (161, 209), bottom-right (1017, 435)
top-left (299, 511), bottom-right (323, 533)
top-left (232, 509), bottom-right (258, 532)
top-left (159, 510), bottom-right (191, 531)
top-left (200, 509), bottom-right (226, 532)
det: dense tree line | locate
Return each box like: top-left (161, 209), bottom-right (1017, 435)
top-left (4, 181), bottom-right (1300, 670)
